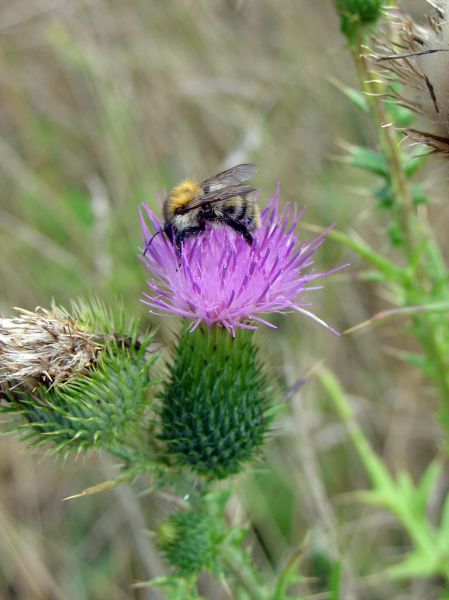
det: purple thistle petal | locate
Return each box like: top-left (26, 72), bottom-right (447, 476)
top-left (139, 188), bottom-right (345, 334)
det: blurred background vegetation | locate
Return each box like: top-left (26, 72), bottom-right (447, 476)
top-left (0, 0), bottom-right (445, 598)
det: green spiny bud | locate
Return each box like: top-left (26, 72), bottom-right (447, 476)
top-left (156, 507), bottom-right (219, 575)
top-left (334, 0), bottom-right (384, 41)
top-left (159, 326), bottom-right (273, 479)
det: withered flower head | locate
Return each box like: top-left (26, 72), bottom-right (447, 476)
top-left (0, 307), bottom-right (101, 392)
top-left (376, 1), bottom-right (449, 153)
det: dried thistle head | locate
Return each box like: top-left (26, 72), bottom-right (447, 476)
top-left (0, 307), bottom-right (101, 392)
top-left (375, 2), bottom-right (449, 153)
top-left (0, 303), bottom-right (157, 456)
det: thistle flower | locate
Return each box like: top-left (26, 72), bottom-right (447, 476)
top-left (0, 307), bottom-right (100, 391)
top-left (376, 2), bottom-right (449, 153)
top-left (140, 190), bottom-right (342, 337)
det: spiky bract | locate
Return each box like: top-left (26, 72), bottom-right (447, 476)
top-left (157, 507), bottom-right (220, 575)
top-left (158, 327), bottom-right (273, 479)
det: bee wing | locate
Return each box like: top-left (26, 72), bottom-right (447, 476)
top-left (201, 163), bottom-right (257, 190)
top-left (176, 184), bottom-right (256, 213)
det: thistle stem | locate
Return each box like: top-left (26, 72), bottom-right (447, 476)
top-left (350, 37), bottom-right (449, 406)
top-left (353, 39), bottom-right (414, 250)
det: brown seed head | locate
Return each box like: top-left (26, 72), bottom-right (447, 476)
top-left (0, 307), bottom-right (102, 392)
top-left (374, 2), bottom-right (449, 153)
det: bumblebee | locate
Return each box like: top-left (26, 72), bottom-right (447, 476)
top-left (151, 164), bottom-right (260, 256)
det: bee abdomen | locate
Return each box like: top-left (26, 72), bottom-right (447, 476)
top-left (223, 199), bottom-right (246, 219)
top-left (242, 201), bottom-right (261, 231)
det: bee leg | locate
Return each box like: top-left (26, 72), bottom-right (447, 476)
top-left (164, 223), bottom-right (174, 243)
top-left (175, 223), bottom-right (205, 257)
top-left (222, 216), bottom-right (253, 245)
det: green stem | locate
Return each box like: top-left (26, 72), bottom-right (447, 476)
top-left (350, 37), bottom-right (413, 252)
top-left (350, 36), bottom-right (449, 407)
top-left (353, 37), bottom-right (414, 251)
top-left (410, 316), bottom-right (449, 407)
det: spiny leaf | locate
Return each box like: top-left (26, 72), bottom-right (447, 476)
top-left (345, 145), bottom-right (390, 177)
top-left (387, 551), bottom-right (440, 580)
